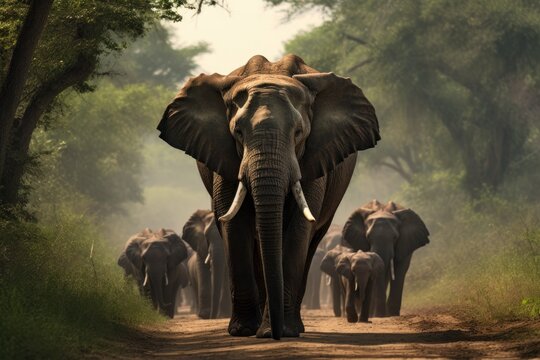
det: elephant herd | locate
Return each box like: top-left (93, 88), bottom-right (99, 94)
top-left (305, 199), bottom-right (429, 324)
top-left (117, 54), bottom-right (431, 340)
top-left (117, 199), bottom-right (429, 329)
top-left (117, 210), bottom-right (232, 320)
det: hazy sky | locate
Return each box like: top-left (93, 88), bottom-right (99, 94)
top-left (169, 1), bottom-right (325, 74)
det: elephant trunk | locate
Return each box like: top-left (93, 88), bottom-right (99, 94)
top-left (248, 139), bottom-right (287, 340)
top-left (148, 268), bottom-right (168, 314)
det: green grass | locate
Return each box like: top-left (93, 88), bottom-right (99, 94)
top-left (402, 186), bottom-right (540, 323)
top-left (0, 211), bottom-right (162, 359)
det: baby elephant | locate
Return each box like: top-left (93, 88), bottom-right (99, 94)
top-left (321, 246), bottom-right (385, 323)
top-left (337, 251), bottom-right (386, 323)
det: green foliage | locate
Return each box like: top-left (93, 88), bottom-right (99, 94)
top-left (400, 180), bottom-right (540, 322)
top-left (104, 23), bottom-right (209, 88)
top-left (278, 0), bottom-right (540, 195)
top-left (0, 212), bottom-right (162, 359)
top-left (27, 81), bottom-right (171, 216)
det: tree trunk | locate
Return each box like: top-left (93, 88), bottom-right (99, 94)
top-left (1, 55), bottom-right (96, 205)
top-left (0, 0), bottom-right (54, 188)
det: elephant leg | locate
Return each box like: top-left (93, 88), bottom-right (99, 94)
top-left (197, 258), bottom-right (212, 319)
top-left (387, 254), bottom-right (412, 316)
top-left (219, 264), bottom-right (232, 317)
top-left (330, 275), bottom-right (342, 317)
top-left (359, 279), bottom-right (373, 322)
top-left (345, 278), bottom-right (358, 323)
top-left (292, 220), bottom-right (331, 332)
top-left (214, 178), bottom-right (259, 336)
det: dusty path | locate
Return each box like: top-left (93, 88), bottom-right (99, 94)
top-left (99, 309), bottom-right (539, 359)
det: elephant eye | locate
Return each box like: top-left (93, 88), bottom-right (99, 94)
top-left (234, 129), bottom-right (243, 142)
top-left (295, 129), bottom-right (302, 139)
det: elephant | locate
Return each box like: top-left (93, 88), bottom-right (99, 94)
top-left (335, 250), bottom-right (386, 322)
top-left (182, 209), bottom-right (231, 319)
top-left (157, 54), bottom-right (380, 339)
top-left (118, 228), bottom-right (154, 292)
top-left (342, 200), bottom-right (430, 316)
top-left (320, 244), bottom-right (353, 318)
top-left (118, 228), bottom-right (188, 318)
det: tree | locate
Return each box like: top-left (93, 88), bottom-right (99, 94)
top-left (0, 0), bottom-right (218, 209)
top-left (104, 23), bottom-right (209, 89)
top-left (274, 0), bottom-right (540, 195)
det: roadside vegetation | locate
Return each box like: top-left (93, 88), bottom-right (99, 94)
top-left (268, 0), bottom-right (540, 323)
top-left (0, 1), bottom-right (215, 357)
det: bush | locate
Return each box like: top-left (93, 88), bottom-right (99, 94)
top-left (0, 210), bottom-right (162, 359)
top-left (402, 179), bottom-right (540, 322)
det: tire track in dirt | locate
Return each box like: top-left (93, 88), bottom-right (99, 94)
top-left (94, 309), bottom-right (539, 359)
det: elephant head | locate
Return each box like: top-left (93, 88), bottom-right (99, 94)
top-left (320, 245), bottom-right (353, 317)
top-left (342, 200), bottom-right (429, 270)
top-left (158, 54), bottom-right (379, 338)
top-left (125, 229), bottom-right (187, 317)
top-left (182, 209), bottom-right (211, 263)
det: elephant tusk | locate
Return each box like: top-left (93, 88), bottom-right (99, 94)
top-left (164, 273), bottom-right (169, 286)
top-left (143, 270), bottom-right (149, 287)
top-left (218, 182), bottom-right (247, 222)
top-left (355, 281), bottom-right (358, 291)
top-left (325, 275), bottom-right (332, 286)
top-left (204, 253), bottom-right (211, 265)
top-left (292, 181), bottom-right (316, 222)
top-left (390, 258), bottom-right (395, 281)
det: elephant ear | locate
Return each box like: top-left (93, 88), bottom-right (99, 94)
top-left (117, 252), bottom-right (130, 271)
top-left (182, 209), bottom-right (210, 252)
top-left (336, 255), bottom-right (353, 279)
top-left (157, 74), bottom-right (241, 181)
top-left (342, 208), bottom-right (375, 251)
top-left (125, 237), bottom-right (144, 271)
top-left (393, 209), bottom-right (430, 260)
top-left (293, 73), bottom-right (380, 180)
top-left (165, 232), bottom-right (187, 268)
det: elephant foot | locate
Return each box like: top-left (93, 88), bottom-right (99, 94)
top-left (346, 310), bottom-right (358, 323)
top-left (198, 310), bottom-right (211, 319)
top-left (297, 318), bottom-right (305, 333)
top-left (228, 317), bottom-right (259, 337)
top-left (359, 319), bottom-right (372, 323)
top-left (255, 319), bottom-right (299, 338)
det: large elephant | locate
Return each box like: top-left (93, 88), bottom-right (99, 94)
top-left (342, 200), bottom-right (430, 316)
top-left (182, 209), bottom-right (231, 319)
top-left (119, 228), bottom-right (188, 318)
top-left (158, 54), bottom-right (379, 339)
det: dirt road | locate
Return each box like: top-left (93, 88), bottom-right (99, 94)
top-left (100, 309), bottom-right (539, 359)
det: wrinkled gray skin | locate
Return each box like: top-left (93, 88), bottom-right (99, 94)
top-left (182, 209), bottom-right (231, 319)
top-left (158, 54), bottom-right (379, 339)
top-left (118, 229), bottom-right (188, 318)
top-left (335, 250), bottom-right (386, 322)
top-left (342, 200), bottom-right (430, 316)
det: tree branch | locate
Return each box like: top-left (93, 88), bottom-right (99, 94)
top-left (342, 33), bottom-right (369, 47)
top-left (347, 58), bottom-right (373, 73)
top-left (380, 160), bottom-right (413, 183)
top-left (1, 54), bottom-right (97, 204)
